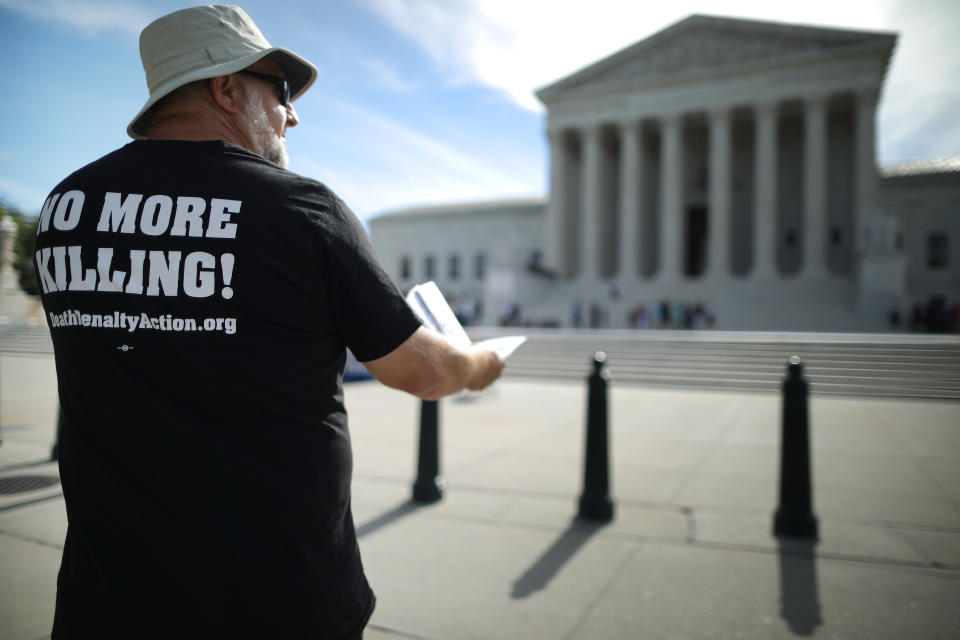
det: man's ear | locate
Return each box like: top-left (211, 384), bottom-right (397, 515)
top-left (208, 74), bottom-right (245, 114)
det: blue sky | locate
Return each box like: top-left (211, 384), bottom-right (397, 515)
top-left (1, 0), bottom-right (958, 224)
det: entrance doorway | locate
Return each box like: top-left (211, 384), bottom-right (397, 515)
top-left (685, 206), bottom-right (708, 277)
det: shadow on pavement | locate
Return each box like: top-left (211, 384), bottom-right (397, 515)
top-left (356, 501), bottom-right (424, 539)
top-left (511, 517), bottom-right (606, 599)
top-left (777, 535), bottom-right (823, 636)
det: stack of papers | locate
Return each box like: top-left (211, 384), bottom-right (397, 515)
top-left (405, 281), bottom-right (526, 359)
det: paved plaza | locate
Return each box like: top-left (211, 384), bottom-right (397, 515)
top-left (1, 346), bottom-right (959, 639)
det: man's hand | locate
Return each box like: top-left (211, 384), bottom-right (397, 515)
top-left (363, 327), bottom-right (506, 400)
top-left (465, 346), bottom-right (505, 391)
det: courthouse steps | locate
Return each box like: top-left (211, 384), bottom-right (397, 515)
top-left (470, 328), bottom-right (960, 400)
top-left (4, 324), bottom-right (960, 399)
top-left (0, 322), bottom-right (54, 357)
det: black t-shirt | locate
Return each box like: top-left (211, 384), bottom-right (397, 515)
top-left (34, 140), bottom-right (421, 639)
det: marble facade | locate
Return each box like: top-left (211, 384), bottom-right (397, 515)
top-left (369, 15), bottom-right (960, 330)
top-left (538, 15), bottom-right (893, 287)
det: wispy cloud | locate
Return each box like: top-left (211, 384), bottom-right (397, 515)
top-left (290, 98), bottom-right (535, 222)
top-left (0, 176), bottom-right (50, 213)
top-left (293, 24), bottom-right (419, 94)
top-left (321, 98), bottom-right (524, 189)
top-left (359, 0), bottom-right (897, 112)
top-left (360, 0), bottom-right (959, 163)
top-left (877, 0), bottom-right (960, 163)
top-left (0, 0), bottom-right (151, 37)
top-left (353, 56), bottom-right (418, 93)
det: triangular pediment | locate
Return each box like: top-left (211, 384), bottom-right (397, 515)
top-left (537, 15), bottom-right (896, 102)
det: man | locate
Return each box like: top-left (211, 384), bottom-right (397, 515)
top-left (35, 6), bottom-right (504, 639)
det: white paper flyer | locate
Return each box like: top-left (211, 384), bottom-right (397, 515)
top-left (405, 281), bottom-right (526, 358)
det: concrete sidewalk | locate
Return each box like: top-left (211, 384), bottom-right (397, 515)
top-left (2, 353), bottom-right (959, 639)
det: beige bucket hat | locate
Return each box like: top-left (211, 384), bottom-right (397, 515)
top-left (127, 5), bottom-right (318, 139)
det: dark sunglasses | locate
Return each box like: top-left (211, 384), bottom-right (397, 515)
top-left (237, 70), bottom-right (291, 106)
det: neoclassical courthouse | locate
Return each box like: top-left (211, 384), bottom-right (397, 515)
top-left (369, 15), bottom-right (960, 330)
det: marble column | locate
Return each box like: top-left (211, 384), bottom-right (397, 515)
top-left (707, 107), bottom-right (731, 278)
top-left (803, 94), bottom-right (828, 277)
top-left (753, 101), bottom-right (778, 278)
top-left (580, 125), bottom-right (602, 280)
top-left (546, 129), bottom-right (569, 278)
top-left (618, 120), bottom-right (642, 280)
top-left (659, 114), bottom-right (683, 280)
top-left (855, 89), bottom-right (879, 257)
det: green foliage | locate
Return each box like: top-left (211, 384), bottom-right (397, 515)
top-left (0, 202), bottom-right (41, 296)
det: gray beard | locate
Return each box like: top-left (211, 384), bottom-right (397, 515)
top-left (250, 111), bottom-right (289, 167)
top-left (262, 143), bottom-right (288, 167)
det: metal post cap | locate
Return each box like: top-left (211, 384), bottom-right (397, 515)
top-left (788, 356), bottom-right (804, 378)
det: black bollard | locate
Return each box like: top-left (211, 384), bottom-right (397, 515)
top-left (578, 352), bottom-right (614, 522)
top-left (774, 356), bottom-right (819, 539)
top-left (412, 399), bottom-right (445, 504)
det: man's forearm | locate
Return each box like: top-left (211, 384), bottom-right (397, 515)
top-left (418, 345), bottom-right (503, 400)
top-left (363, 327), bottom-right (505, 400)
